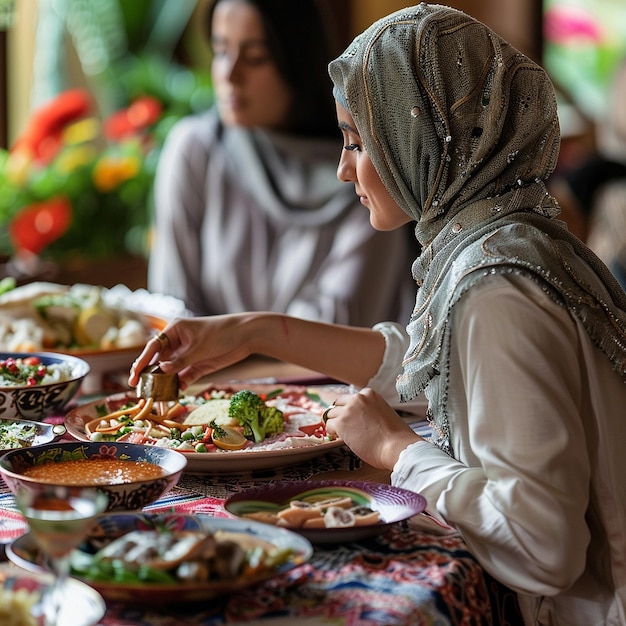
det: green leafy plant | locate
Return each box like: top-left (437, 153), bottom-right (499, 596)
top-left (0, 75), bottom-right (210, 262)
top-left (1, 0), bottom-right (212, 263)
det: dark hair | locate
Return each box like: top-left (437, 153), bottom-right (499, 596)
top-left (206, 0), bottom-right (342, 137)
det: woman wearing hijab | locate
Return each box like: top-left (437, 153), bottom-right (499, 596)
top-left (148, 0), bottom-right (415, 326)
top-left (132, 5), bottom-right (626, 624)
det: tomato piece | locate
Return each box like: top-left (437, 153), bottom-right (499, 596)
top-left (22, 356), bottom-right (41, 366)
top-left (298, 421), bottom-right (325, 436)
top-left (123, 432), bottom-right (147, 444)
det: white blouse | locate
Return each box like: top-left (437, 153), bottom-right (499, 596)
top-left (370, 273), bottom-right (626, 626)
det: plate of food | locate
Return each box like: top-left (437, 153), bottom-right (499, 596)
top-left (224, 480), bottom-right (427, 544)
top-left (6, 513), bottom-right (313, 604)
top-left (0, 418), bottom-right (66, 453)
top-left (64, 382), bottom-right (346, 472)
top-left (0, 282), bottom-right (186, 393)
top-left (0, 562), bottom-right (105, 626)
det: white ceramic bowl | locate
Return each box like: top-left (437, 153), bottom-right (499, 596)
top-left (0, 352), bottom-right (90, 420)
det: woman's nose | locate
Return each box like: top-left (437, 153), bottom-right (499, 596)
top-left (215, 52), bottom-right (243, 83)
top-left (336, 151), bottom-right (354, 183)
top-left (226, 56), bottom-right (243, 82)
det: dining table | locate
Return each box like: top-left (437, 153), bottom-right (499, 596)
top-left (0, 356), bottom-right (524, 626)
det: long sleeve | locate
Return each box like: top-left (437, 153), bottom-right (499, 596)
top-left (148, 114), bottom-right (215, 315)
top-left (391, 274), bottom-right (594, 596)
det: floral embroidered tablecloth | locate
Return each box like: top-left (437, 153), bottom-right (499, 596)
top-left (0, 444), bottom-right (523, 626)
top-left (97, 522), bottom-right (522, 626)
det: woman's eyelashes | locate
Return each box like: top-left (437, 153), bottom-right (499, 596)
top-left (344, 143), bottom-right (361, 152)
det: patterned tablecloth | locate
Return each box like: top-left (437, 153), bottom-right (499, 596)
top-left (0, 400), bottom-right (524, 625)
top-left (0, 444), bottom-right (523, 626)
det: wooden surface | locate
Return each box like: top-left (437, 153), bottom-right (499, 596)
top-left (188, 356), bottom-right (337, 390)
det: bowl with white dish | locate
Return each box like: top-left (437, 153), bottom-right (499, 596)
top-left (0, 352), bottom-right (89, 420)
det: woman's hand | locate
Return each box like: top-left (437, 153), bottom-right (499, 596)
top-left (324, 387), bottom-right (423, 470)
top-left (129, 312), bottom-right (387, 393)
top-left (128, 314), bottom-right (257, 390)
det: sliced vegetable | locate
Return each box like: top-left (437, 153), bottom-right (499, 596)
top-left (211, 424), bottom-right (248, 451)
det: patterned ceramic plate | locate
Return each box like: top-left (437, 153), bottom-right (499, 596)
top-left (225, 479), bottom-right (427, 544)
top-left (65, 383), bottom-right (346, 472)
top-left (7, 513), bottom-right (313, 604)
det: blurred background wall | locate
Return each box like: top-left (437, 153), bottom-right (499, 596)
top-left (2, 0), bottom-right (541, 149)
top-left (1, 0), bottom-right (624, 285)
top-left (351, 0), bottom-right (541, 60)
top-left (4, 0), bottom-right (626, 147)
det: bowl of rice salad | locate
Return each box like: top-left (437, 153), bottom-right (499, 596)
top-left (0, 352), bottom-right (89, 421)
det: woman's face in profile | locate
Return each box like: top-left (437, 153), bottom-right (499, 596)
top-left (335, 102), bottom-right (412, 232)
top-left (211, 0), bottom-right (293, 129)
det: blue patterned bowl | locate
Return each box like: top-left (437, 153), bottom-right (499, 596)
top-left (0, 352), bottom-right (90, 420)
top-left (0, 441), bottom-right (187, 511)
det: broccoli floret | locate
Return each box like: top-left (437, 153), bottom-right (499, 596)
top-left (228, 390), bottom-right (284, 443)
top-left (260, 405), bottom-right (284, 438)
top-left (228, 390), bottom-right (266, 443)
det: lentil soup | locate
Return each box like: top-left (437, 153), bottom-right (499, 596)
top-left (23, 458), bottom-right (164, 486)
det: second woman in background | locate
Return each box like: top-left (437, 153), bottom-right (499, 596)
top-left (148, 0), bottom-right (415, 325)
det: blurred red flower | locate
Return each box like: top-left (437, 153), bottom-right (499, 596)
top-left (103, 96), bottom-right (162, 141)
top-left (11, 89), bottom-right (92, 164)
top-left (1, 89), bottom-right (164, 259)
top-left (544, 5), bottom-right (603, 45)
top-left (8, 197), bottom-right (72, 255)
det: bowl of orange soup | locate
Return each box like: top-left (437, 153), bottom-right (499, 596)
top-left (0, 441), bottom-right (187, 511)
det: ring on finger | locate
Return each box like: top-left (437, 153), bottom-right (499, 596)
top-left (322, 403), bottom-right (335, 424)
top-left (156, 332), bottom-right (169, 346)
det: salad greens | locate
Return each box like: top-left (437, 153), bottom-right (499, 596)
top-left (0, 421), bottom-right (38, 449)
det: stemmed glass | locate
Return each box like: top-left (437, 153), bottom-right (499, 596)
top-left (14, 486), bottom-right (109, 626)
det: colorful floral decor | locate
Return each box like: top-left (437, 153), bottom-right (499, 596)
top-left (0, 88), bottom-right (164, 261)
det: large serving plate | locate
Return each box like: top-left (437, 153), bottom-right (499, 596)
top-left (225, 479), bottom-right (427, 545)
top-left (0, 418), bottom-right (66, 453)
top-left (0, 562), bottom-right (105, 626)
top-left (0, 283), bottom-right (188, 394)
top-left (7, 513), bottom-right (313, 604)
top-left (65, 383), bottom-right (346, 472)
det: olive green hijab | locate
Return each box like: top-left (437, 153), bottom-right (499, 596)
top-left (329, 4), bottom-right (626, 401)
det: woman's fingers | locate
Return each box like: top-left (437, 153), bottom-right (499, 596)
top-left (129, 341), bottom-right (160, 386)
top-left (322, 388), bottom-right (421, 469)
top-left (128, 323), bottom-right (182, 385)
top-left (128, 318), bottom-right (233, 388)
